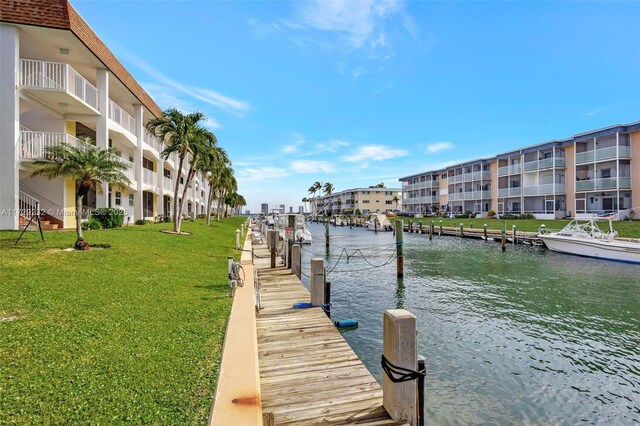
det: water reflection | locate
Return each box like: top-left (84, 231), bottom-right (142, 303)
top-left (300, 223), bottom-right (640, 424)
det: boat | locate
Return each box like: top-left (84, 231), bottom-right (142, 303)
top-left (538, 218), bottom-right (640, 264)
top-left (364, 213), bottom-right (393, 232)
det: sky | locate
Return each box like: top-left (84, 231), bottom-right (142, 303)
top-left (71, 0), bottom-right (640, 213)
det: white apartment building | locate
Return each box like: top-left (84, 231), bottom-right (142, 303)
top-left (1, 0), bottom-right (210, 230)
top-left (312, 187), bottom-right (402, 216)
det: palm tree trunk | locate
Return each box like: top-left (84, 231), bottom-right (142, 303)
top-left (178, 165), bottom-right (194, 230)
top-left (206, 183), bottom-right (214, 226)
top-left (75, 190), bottom-right (84, 243)
top-left (173, 154), bottom-right (185, 232)
top-left (217, 189), bottom-right (225, 221)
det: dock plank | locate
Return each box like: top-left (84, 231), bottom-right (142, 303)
top-left (254, 244), bottom-right (405, 425)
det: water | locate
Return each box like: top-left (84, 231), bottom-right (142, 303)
top-left (300, 222), bottom-right (640, 424)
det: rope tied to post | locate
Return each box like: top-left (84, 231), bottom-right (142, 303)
top-left (381, 354), bottom-right (425, 383)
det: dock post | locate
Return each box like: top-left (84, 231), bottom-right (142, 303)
top-left (325, 219), bottom-right (330, 253)
top-left (512, 225), bottom-right (517, 245)
top-left (501, 222), bottom-right (506, 252)
top-left (324, 281), bottom-right (331, 318)
top-left (408, 220), bottom-right (412, 234)
top-left (292, 244), bottom-right (301, 278)
top-left (483, 223), bottom-right (487, 240)
top-left (429, 220), bottom-right (433, 241)
top-left (439, 220), bottom-right (442, 235)
top-left (383, 309), bottom-right (417, 426)
top-left (375, 218), bottom-right (378, 234)
top-left (267, 229), bottom-right (278, 268)
top-left (235, 229), bottom-right (241, 249)
top-left (459, 223), bottom-right (464, 237)
top-left (396, 219), bottom-right (404, 278)
top-left (287, 215), bottom-right (296, 268)
top-left (419, 221), bottom-right (423, 234)
top-left (310, 258), bottom-right (325, 306)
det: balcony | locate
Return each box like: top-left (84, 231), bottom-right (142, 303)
top-left (575, 178), bottom-right (631, 192)
top-left (143, 168), bottom-right (158, 191)
top-left (523, 157), bottom-right (566, 172)
top-left (449, 192), bottom-right (464, 201)
top-left (575, 146), bottom-right (631, 165)
top-left (20, 130), bottom-right (87, 159)
top-left (108, 99), bottom-right (137, 136)
top-left (497, 164), bottom-right (521, 177)
top-left (20, 59), bottom-right (99, 114)
top-left (469, 190), bottom-right (491, 199)
top-left (117, 157), bottom-right (136, 188)
top-left (163, 177), bottom-right (174, 192)
top-left (143, 131), bottom-right (166, 157)
top-left (498, 187), bottom-right (521, 198)
top-left (523, 183), bottom-right (564, 196)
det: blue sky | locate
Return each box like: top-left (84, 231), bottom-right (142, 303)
top-left (72, 0), bottom-right (640, 213)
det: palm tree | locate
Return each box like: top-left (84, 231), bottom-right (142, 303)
top-left (322, 182), bottom-right (334, 216)
top-left (196, 144), bottom-right (229, 225)
top-left (302, 197), bottom-right (309, 213)
top-left (392, 195), bottom-right (400, 209)
top-left (216, 166), bottom-right (237, 220)
top-left (310, 181), bottom-right (322, 216)
top-left (145, 108), bottom-right (216, 233)
top-left (31, 141), bottom-right (130, 250)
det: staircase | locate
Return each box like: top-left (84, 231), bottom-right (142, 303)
top-left (18, 191), bottom-right (62, 230)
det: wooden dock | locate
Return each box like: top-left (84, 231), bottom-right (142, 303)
top-left (253, 245), bottom-right (406, 425)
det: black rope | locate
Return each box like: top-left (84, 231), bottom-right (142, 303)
top-left (381, 355), bottom-right (425, 383)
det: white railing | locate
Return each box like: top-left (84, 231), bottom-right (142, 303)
top-left (20, 131), bottom-right (89, 159)
top-left (108, 99), bottom-right (136, 135)
top-left (498, 187), bottom-right (521, 198)
top-left (498, 164), bottom-right (521, 176)
top-left (19, 191), bottom-right (40, 218)
top-left (469, 190), bottom-right (491, 199)
top-left (619, 177), bottom-right (631, 189)
top-left (163, 177), bottom-right (173, 192)
top-left (20, 59), bottom-right (98, 110)
top-left (576, 178), bottom-right (622, 191)
top-left (449, 192), bottom-right (464, 201)
top-left (118, 157), bottom-right (136, 182)
top-left (143, 168), bottom-right (158, 188)
top-left (143, 131), bottom-right (165, 154)
top-left (576, 145), bottom-right (631, 165)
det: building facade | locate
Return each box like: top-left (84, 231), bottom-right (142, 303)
top-left (0, 0), bottom-right (212, 230)
top-left (400, 122), bottom-right (640, 219)
top-left (312, 187), bottom-right (402, 216)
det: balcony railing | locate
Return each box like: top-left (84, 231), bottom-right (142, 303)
top-left (575, 177), bottom-right (630, 192)
top-left (20, 59), bottom-right (99, 110)
top-left (108, 100), bottom-right (136, 135)
top-left (523, 183), bottom-right (564, 196)
top-left (117, 157), bottom-right (135, 182)
top-left (523, 157), bottom-right (566, 172)
top-left (163, 177), bottom-right (173, 192)
top-left (20, 131), bottom-right (88, 159)
top-left (143, 131), bottom-right (165, 155)
top-left (469, 190), bottom-right (491, 199)
top-left (143, 168), bottom-right (158, 188)
top-left (498, 187), bottom-right (521, 198)
top-left (497, 164), bottom-right (521, 176)
top-left (575, 145), bottom-right (631, 165)
top-left (449, 192), bottom-right (464, 201)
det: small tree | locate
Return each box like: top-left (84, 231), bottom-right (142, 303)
top-left (31, 141), bottom-right (130, 250)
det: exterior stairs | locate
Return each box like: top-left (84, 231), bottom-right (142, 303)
top-left (18, 191), bottom-right (63, 230)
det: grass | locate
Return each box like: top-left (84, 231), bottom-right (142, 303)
top-left (401, 217), bottom-right (640, 238)
top-left (0, 218), bottom-right (245, 425)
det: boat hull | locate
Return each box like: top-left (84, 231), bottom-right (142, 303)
top-left (539, 234), bottom-right (640, 264)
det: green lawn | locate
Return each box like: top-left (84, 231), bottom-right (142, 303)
top-left (0, 218), bottom-right (244, 425)
top-left (402, 217), bottom-right (640, 238)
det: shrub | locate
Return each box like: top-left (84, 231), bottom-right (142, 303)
top-left (93, 208), bottom-right (124, 229)
top-left (81, 217), bottom-right (102, 231)
top-left (135, 219), bottom-right (150, 225)
top-left (520, 213), bottom-right (535, 220)
top-left (488, 210), bottom-right (496, 218)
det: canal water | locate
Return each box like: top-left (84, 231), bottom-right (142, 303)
top-left (300, 222), bottom-right (640, 425)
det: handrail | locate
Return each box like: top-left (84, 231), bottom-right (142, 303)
top-left (108, 99), bottom-right (137, 134)
top-left (20, 184), bottom-right (63, 208)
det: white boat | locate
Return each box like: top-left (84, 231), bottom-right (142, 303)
top-left (364, 213), bottom-right (393, 232)
top-left (538, 219), bottom-right (640, 264)
top-left (275, 213), bottom-right (312, 244)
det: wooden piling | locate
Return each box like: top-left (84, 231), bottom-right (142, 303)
top-left (501, 222), bottom-right (506, 251)
top-left (291, 244), bottom-right (301, 279)
top-left (439, 220), bottom-right (443, 235)
top-left (383, 309), bottom-right (417, 425)
top-left (459, 223), bottom-right (464, 237)
top-left (267, 229), bottom-right (278, 268)
top-left (483, 223), bottom-right (487, 240)
top-left (512, 225), bottom-right (517, 245)
top-left (310, 258), bottom-right (325, 306)
top-left (325, 220), bottom-right (330, 252)
top-left (429, 220), bottom-right (433, 240)
top-left (324, 281), bottom-right (331, 318)
top-left (396, 219), bottom-right (404, 278)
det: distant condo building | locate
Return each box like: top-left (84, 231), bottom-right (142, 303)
top-left (312, 187), bottom-right (402, 215)
top-left (261, 203), bottom-right (269, 214)
top-left (0, 0), bottom-right (212, 230)
top-left (400, 121), bottom-right (640, 219)
top-left (298, 206), bottom-right (304, 213)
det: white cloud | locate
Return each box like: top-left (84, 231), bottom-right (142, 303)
top-left (341, 144), bottom-right (408, 162)
top-left (290, 160), bottom-right (335, 174)
top-left (425, 141), bottom-right (454, 154)
top-left (313, 138), bottom-right (350, 153)
top-left (122, 51), bottom-right (251, 117)
top-left (236, 166), bottom-right (289, 182)
top-left (293, 0), bottom-right (403, 49)
top-left (283, 144), bottom-right (299, 153)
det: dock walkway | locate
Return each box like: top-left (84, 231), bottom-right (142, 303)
top-left (254, 245), bottom-right (405, 425)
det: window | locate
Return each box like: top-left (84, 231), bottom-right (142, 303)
top-left (376, 200), bottom-right (380, 203)
top-left (363, 191), bottom-right (370, 194)
top-left (601, 168), bottom-right (611, 179)
top-left (164, 169), bottom-right (171, 178)
top-left (385, 191), bottom-right (392, 195)
top-left (362, 200), bottom-right (370, 204)
top-left (180, 177), bottom-right (184, 184)
top-left (129, 193), bottom-right (134, 206)
top-left (143, 157), bottom-right (154, 171)
top-left (385, 200), bottom-right (392, 205)
top-left (129, 155), bottom-right (134, 163)
top-left (115, 191), bottom-right (122, 206)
